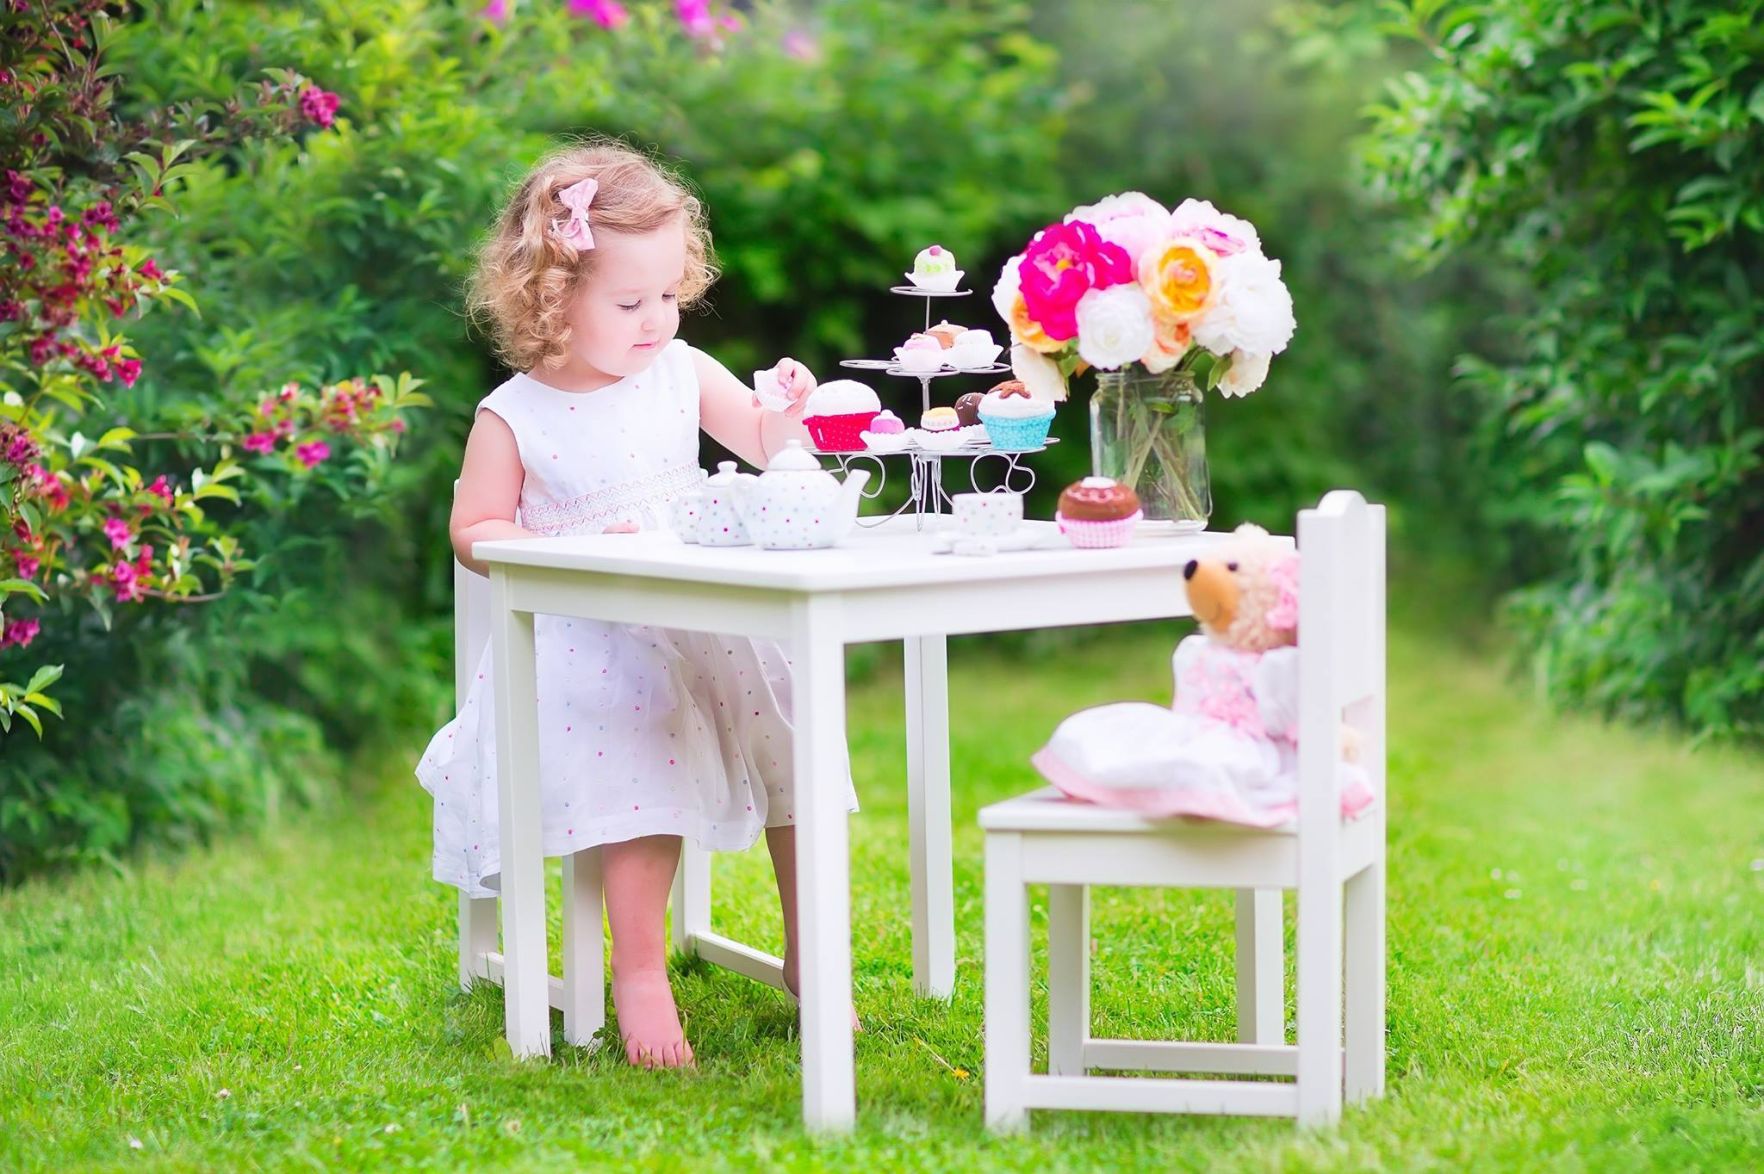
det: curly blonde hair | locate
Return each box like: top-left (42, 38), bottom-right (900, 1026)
top-left (468, 138), bottom-right (718, 372)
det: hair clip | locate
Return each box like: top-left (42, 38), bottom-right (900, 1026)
top-left (551, 176), bottom-right (598, 251)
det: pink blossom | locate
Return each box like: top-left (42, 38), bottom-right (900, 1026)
top-left (1017, 220), bottom-right (1134, 342)
top-left (296, 440), bottom-right (331, 468)
top-left (298, 87), bottom-right (341, 130)
top-left (781, 29), bottom-right (818, 61)
top-left (110, 559), bottom-right (145, 602)
top-left (102, 516), bottom-right (132, 550)
top-left (139, 258), bottom-right (163, 281)
top-left (675, 0), bottom-right (714, 38)
top-left (117, 357), bottom-right (141, 386)
top-left (569, 0), bottom-right (627, 27)
top-left (14, 554), bottom-right (39, 579)
top-left (243, 432), bottom-right (275, 454)
top-left (146, 475), bottom-right (173, 505)
top-left (480, 0), bottom-right (511, 22)
top-left (1, 618), bottom-right (40, 650)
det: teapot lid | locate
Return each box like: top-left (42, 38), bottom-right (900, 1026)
top-left (705, 459), bottom-right (746, 485)
top-left (764, 439), bottom-right (824, 473)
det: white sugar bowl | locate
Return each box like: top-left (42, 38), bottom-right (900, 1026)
top-left (697, 461), bottom-right (756, 546)
top-left (732, 440), bottom-right (871, 550)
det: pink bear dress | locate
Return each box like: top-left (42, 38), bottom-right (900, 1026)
top-left (1032, 634), bottom-right (1372, 827)
top-left (415, 340), bottom-right (855, 898)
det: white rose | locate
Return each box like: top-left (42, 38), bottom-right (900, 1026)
top-left (1066, 191), bottom-right (1170, 264)
top-left (992, 255), bottom-right (1023, 331)
top-left (1169, 198), bottom-right (1263, 258)
top-left (1011, 343), bottom-right (1068, 403)
top-left (1218, 350), bottom-right (1271, 398)
top-left (1192, 251), bottom-right (1296, 357)
top-left (1073, 284), bottom-right (1154, 371)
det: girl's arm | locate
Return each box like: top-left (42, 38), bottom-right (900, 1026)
top-left (693, 346), bottom-right (813, 469)
top-left (451, 409), bottom-right (535, 577)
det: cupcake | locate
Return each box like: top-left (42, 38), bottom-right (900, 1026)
top-left (925, 320), bottom-right (965, 349)
top-left (953, 391), bottom-right (986, 427)
top-left (947, 328), bottom-right (1002, 370)
top-left (921, 406), bottom-right (960, 431)
top-left (869, 409), bottom-right (905, 434)
top-left (906, 244), bottom-right (962, 291)
top-left (894, 334), bottom-right (946, 374)
top-left (977, 380), bottom-right (1055, 451)
top-left (1056, 477), bottom-right (1143, 548)
top-left (802, 379), bottom-right (882, 452)
top-left (861, 410), bottom-right (910, 453)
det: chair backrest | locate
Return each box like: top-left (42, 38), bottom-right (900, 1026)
top-left (1295, 490), bottom-right (1387, 825)
top-left (453, 481), bottom-right (492, 707)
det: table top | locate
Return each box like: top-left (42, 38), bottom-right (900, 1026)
top-left (474, 515), bottom-right (1268, 593)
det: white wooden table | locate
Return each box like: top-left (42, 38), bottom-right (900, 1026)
top-left (476, 515), bottom-right (1243, 1132)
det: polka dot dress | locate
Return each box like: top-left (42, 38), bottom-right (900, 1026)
top-left (415, 340), bottom-right (856, 898)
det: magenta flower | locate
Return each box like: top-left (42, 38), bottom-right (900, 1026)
top-left (15, 554), bottom-right (39, 579)
top-left (296, 440), bottom-right (331, 468)
top-left (117, 357), bottom-right (141, 386)
top-left (0, 618), bottom-right (40, 650)
top-left (243, 432), bottom-right (275, 454)
top-left (298, 87), bottom-right (341, 130)
top-left (781, 29), bottom-right (818, 61)
top-left (102, 516), bottom-right (132, 550)
top-left (139, 258), bottom-right (163, 281)
top-left (146, 475), bottom-right (174, 505)
top-left (480, 0), bottom-right (511, 22)
top-left (110, 560), bottom-right (145, 603)
top-left (675, 0), bottom-right (714, 38)
top-left (1017, 220), bottom-right (1134, 342)
top-left (569, 0), bottom-right (628, 28)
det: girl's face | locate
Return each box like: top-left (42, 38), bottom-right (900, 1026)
top-left (560, 220), bottom-right (687, 382)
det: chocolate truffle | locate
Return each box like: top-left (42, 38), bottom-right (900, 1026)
top-left (1057, 476), bottom-right (1141, 522)
top-left (954, 391), bottom-right (986, 427)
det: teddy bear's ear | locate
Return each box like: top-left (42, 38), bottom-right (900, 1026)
top-left (1265, 551), bottom-right (1301, 634)
top-left (1233, 522), bottom-right (1270, 540)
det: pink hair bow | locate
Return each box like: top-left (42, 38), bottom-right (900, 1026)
top-left (551, 176), bottom-right (598, 251)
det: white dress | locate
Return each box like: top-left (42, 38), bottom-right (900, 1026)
top-left (416, 340), bottom-right (853, 897)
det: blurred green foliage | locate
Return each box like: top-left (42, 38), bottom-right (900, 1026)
top-left (1363, 0), bottom-right (1764, 738)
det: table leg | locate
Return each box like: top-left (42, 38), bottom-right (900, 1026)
top-left (904, 634), bottom-right (956, 999)
top-left (490, 571), bottom-right (550, 1058)
top-left (791, 596), bottom-right (855, 1132)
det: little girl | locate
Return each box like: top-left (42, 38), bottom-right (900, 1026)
top-left (416, 140), bottom-right (853, 1069)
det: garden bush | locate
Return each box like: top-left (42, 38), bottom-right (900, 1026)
top-left (1363, 0), bottom-right (1764, 738)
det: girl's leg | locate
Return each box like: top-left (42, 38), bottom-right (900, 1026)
top-left (766, 825), bottom-right (861, 1030)
top-left (602, 834), bottom-right (693, 1068)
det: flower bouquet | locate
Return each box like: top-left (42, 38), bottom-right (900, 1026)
top-left (991, 194), bottom-right (1296, 528)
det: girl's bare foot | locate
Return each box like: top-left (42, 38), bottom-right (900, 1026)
top-left (611, 964), bottom-right (694, 1069)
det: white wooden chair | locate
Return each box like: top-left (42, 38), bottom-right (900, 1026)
top-left (980, 490), bottom-right (1387, 1129)
top-left (452, 499), bottom-right (788, 1048)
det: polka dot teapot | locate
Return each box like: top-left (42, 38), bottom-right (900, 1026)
top-left (731, 440), bottom-right (872, 550)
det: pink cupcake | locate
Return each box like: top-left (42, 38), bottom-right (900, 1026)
top-left (801, 380), bottom-right (882, 452)
top-left (1055, 477), bottom-right (1142, 548)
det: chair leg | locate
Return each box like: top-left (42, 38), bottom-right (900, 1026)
top-left (1047, 884), bottom-right (1089, 1075)
top-left (458, 894), bottom-right (498, 991)
top-left (984, 833), bottom-right (1030, 1133)
top-left (562, 847), bottom-right (606, 1047)
top-left (1235, 888), bottom-right (1284, 1044)
top-left (1296, 880), bottom-right (1345, 1127)
top-left (670, 839), bottom-right (711, 958)
top-left (1344, 855), bottom-right (1386, 1104)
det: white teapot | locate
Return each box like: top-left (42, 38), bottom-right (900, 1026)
top-left (731, 440), bottom-right (871, 549)
top-left (698, 461), bottom-right (756, 546)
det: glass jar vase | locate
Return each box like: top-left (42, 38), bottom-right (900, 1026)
top-left (1088, 365), bottom-right (1211, 532)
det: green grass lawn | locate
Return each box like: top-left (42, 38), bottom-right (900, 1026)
top-left (2, 613), bottom-right (1762, 1170)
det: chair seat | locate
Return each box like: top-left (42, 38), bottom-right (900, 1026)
top-left (979, 787), bottom-right (1382, 890)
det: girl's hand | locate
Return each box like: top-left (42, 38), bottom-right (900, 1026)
top-left (602, 520), bottom-right (640, 534)
top-left (772, 357), bottom-right (816, 416)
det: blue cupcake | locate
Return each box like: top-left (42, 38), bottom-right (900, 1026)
top-left (978, 382), bottom-right (1055, 451)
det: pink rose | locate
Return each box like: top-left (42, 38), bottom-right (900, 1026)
top-left (1168, 198), bottom-right (1262, 259)
top-left (1065, 192), bottom-right (1170, 266)
top-left (1017, 220), bottom-right (1134, 342)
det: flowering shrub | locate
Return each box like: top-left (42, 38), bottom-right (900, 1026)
top-left (0, 1), bottom-right (424, 742)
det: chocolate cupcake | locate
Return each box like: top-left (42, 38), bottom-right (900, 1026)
top-left (954, 391), bottom-right (986, 427)
top-left (1056, 477), bottom-right (1143, 548)
top-left (925, 320), bottom-right (964, 349)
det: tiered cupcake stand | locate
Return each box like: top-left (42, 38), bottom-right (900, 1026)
top-left (819, 283), bottom-right (1057, 529)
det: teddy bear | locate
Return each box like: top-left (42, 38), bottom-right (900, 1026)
top-left (1031, 523), bottom-right (1372, 826)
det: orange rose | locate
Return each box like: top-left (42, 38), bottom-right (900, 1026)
top-left (1009, 294), bottom-right (1065, 354)
top-left (1138, 240), bottom-right (1218, 323)
top-left (1140, 310), bottom-right (1193, 374)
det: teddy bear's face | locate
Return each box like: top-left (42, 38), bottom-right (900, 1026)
top-left (1181, 525), bottom-right (1300, 653)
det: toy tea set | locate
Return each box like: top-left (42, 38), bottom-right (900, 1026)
top-left (666, 245), bottom-right (1144, 554)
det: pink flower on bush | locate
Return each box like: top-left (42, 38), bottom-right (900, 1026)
top-left (117, 357), bottom-right (141, 386)
top-left (676, 0), bottom-right (718, 38)
top-left (1017, 220), bottom-right (1134, 342)
top-left (298, 87), bottom-right (340, 130)
top-left (480, 0), bottom-right (511, 22)
top-left (15, 553), bottom-right (39, 579)
top-left (1, 618), bottom-right (40, 650)
top-left (296, 440), bottom-right (331, 468)
top-left (102, 516), bottom-right (132, 550)
top-left (146, 475), bottom-right (173, 505)
top-left (243, 432), bottom-right (275, 454)
top-left (110, 559), bottom-right (145, 602)
top-left (569, 0), bottom-right (628, 28)
top-left (781, 29), bottom-right (818, 61)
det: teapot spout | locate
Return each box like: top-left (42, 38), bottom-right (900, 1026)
top-left (836, 468), bottom-right (871, 538)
